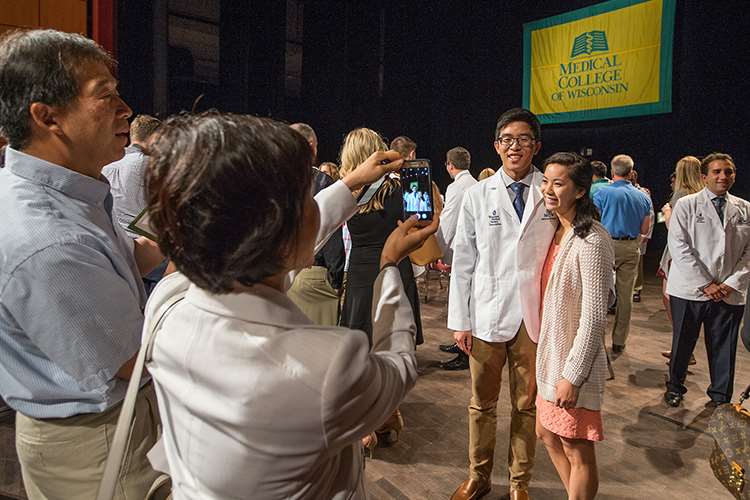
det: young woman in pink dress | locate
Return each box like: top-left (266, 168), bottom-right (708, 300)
top-left (536, 152), bottom-right (614, 500)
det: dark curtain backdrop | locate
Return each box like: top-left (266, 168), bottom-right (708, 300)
top-left (117, 0), bottom-right (750, 256)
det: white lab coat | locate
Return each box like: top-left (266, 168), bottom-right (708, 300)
top-left (436, 169), bottom-right (477, 264)
top-left (404, 191), bottom-right (419, 212)
top-left (667, 187), bottom-right (750, 305)
top-left (448, 167), bottom-right (557, 343)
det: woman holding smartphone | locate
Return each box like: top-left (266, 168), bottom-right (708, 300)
top-left (338, 128), bottom-right (423, 448)
top-left (536, 152), bottom-right (614, 500)
top-left (144, 113), bottom-right (438, 499)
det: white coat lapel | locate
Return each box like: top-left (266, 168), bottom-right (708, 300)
top-left (724, 194), bottom-right (742, 228)
top-left (519, 168), bottom-right (544, 235)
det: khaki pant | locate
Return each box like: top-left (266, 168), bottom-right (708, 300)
top-left (634, 254), bottom-right (644, 292)
top-left (287, 265), bottom-right (340, 326)
top-left (468, 325), bottom-right (537, 490)
top-left (612, 239), bottom-right (640, 346)
top-left (16, 384), bottom-right (161, 500)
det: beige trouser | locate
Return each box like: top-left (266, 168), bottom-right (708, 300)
top-left (634, 254), bottom-right (644, 292)
top-left (468, 324), bottom-right (537, 491)
top-left (15, 384), bottom-right (161, 500)
top-left (287, 265), bottom-right (340, 326)
top-left (612, 239), bottom-right (640, 346)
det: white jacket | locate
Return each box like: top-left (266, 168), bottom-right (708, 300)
top-left (436, 169), bottom-right (477, 264)
top-left (667, 187), bottom-right (750, 305)
top-left (145, 181), bottom-right (418, 499)
top-left (448, 167), bottom-right (557, 343)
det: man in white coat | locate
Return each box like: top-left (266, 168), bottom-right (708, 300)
top-left (664, 152), bottom-right (750, 407)
top-left (437, 146), bottom-right (477, 265)
top-left (449, 108), bottom-right (557, 500)
top-left (436, 146), bottom-right (477, 371)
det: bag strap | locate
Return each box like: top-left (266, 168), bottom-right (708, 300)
top-left (96, 292), bottom-right (186, 500)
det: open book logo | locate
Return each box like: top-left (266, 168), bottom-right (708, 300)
top-left (570, 31), bottom-right (609, 58)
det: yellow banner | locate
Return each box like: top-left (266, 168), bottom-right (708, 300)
top-left (522, 0), bottom-right (675, 123)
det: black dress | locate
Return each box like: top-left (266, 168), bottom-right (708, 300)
top-left (340, 185), bottom-right (423, 345)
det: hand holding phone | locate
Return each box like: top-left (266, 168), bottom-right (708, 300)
top-left (343, 150), bottom-right (403, 196)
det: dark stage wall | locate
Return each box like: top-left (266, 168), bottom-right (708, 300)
top-left (117, 0), bottom-right (750, 223)
top-left (298, 1), bottom-right (749, 206)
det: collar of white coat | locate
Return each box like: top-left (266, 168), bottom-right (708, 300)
top-left (454, 169), bottom-right (471, 181)
top-left (499, 166), bottom-right (534, 189)
top-left (703, 186), bottom-right (727, 201)
top-left (185, 280), bottom-right (312, 328)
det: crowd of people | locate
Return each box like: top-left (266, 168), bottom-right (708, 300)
top-left (0, 28), bottom-right (747, 500)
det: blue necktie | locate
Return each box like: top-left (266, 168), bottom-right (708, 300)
top-left (510, 182), bottom-right (526, 222)
top-left (712, 196), bottom-right (726, 223)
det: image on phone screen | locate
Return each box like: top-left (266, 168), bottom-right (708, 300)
top-left (400, 160), bottom-right (433, 223)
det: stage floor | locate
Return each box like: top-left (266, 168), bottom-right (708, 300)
top-left (0, 271), bottom-right (742, 499)
top-left (364, 271), bottom-right (740, 499)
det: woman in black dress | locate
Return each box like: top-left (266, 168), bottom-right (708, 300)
top-left (339, 128), bottom-right (423, 345)
top-left (338, 128), bottom-right (423, 448)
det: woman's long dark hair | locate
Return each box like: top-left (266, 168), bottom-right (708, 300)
top-left (542, 152), bottom-right (599, 238)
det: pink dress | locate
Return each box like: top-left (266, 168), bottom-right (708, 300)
top-left (537, 240), bottom-right (604, 442)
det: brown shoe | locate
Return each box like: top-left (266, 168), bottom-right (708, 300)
top-left (509, 489), bottom-right (531, 500)
top-left (376, 409), bottom-right (404, 446)
top-left (450, 478), bottom-right (490, 500)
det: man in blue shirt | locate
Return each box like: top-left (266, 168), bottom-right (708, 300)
top-left (593, 154), bottom-right (653, 353)
top-left (102, 114), bottom-right (167, 295)
top-left (0, 30), bottom-right (164, 498)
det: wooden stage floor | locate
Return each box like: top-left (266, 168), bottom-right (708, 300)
top-left (0, 272), bottom-right (743, 499)
top-left (364, 272), bottom-right (743, 499)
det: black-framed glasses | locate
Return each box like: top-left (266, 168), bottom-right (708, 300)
top-left (496, 135), bottom-right (535, 148)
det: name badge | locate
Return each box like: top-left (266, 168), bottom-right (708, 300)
top-left (541, 210), bottom-right (557, 221)
top-left (488, 209), bottom-right (502, 226)
top-left (696, 211), bottom-right (706, 224)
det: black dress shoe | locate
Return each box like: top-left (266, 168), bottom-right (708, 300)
top-left (439, 342), bottom-right (460, 354)
top-left (612, 344), bottom-right (625, 354)
top-left (664, 391), bottom-right (683, 407)
top-left (633, 291), bottom-right (641, 303)
top-left (442, 352), bottom-right (469, 371)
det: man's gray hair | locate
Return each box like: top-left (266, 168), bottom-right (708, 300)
top-left (0, 29), bottom-right (113, 149)
top-left (290, 122), bottom-right (317, 145)
top-left (611, 154), bottom-right (634, 177)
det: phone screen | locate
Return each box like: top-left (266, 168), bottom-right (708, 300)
top-left (400, 159), bottom-right (433, 223)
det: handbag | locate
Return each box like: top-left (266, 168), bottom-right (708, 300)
top-left (409, 234), bottom-right (443, 266)
top-left (96, 291), bottom-right (186, 500)
top-left (708, 384), bottom-right (750, 499)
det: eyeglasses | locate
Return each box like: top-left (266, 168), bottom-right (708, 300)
top-left (496, 135), bottom-right (535, 148)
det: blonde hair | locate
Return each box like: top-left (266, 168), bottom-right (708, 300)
top-left (674, 155), bottom-right (703, 195)
top-left (478, 168), bottom-right (496, 181)
top-left (338, 128), bottom-right (394, 213)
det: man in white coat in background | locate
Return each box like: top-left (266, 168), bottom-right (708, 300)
top-left (436, 146), bottom-right (477, 371)
top-left (664, 152), bottom-right (750, 408)
top-left (448, 108), bottom-right (557, 500)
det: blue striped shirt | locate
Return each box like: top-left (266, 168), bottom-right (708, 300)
top-left (0, 148), bottom-right (146, 418)
top-left (102, 144), bottom-right (148, 238)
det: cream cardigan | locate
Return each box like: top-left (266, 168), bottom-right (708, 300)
top-left (536, 221), bottom-right (614, 411)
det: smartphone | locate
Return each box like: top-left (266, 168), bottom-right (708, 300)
top-left (356, 175), bottom-right (386, 206)
top-left (400, 159), bottom-right (433, 224)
